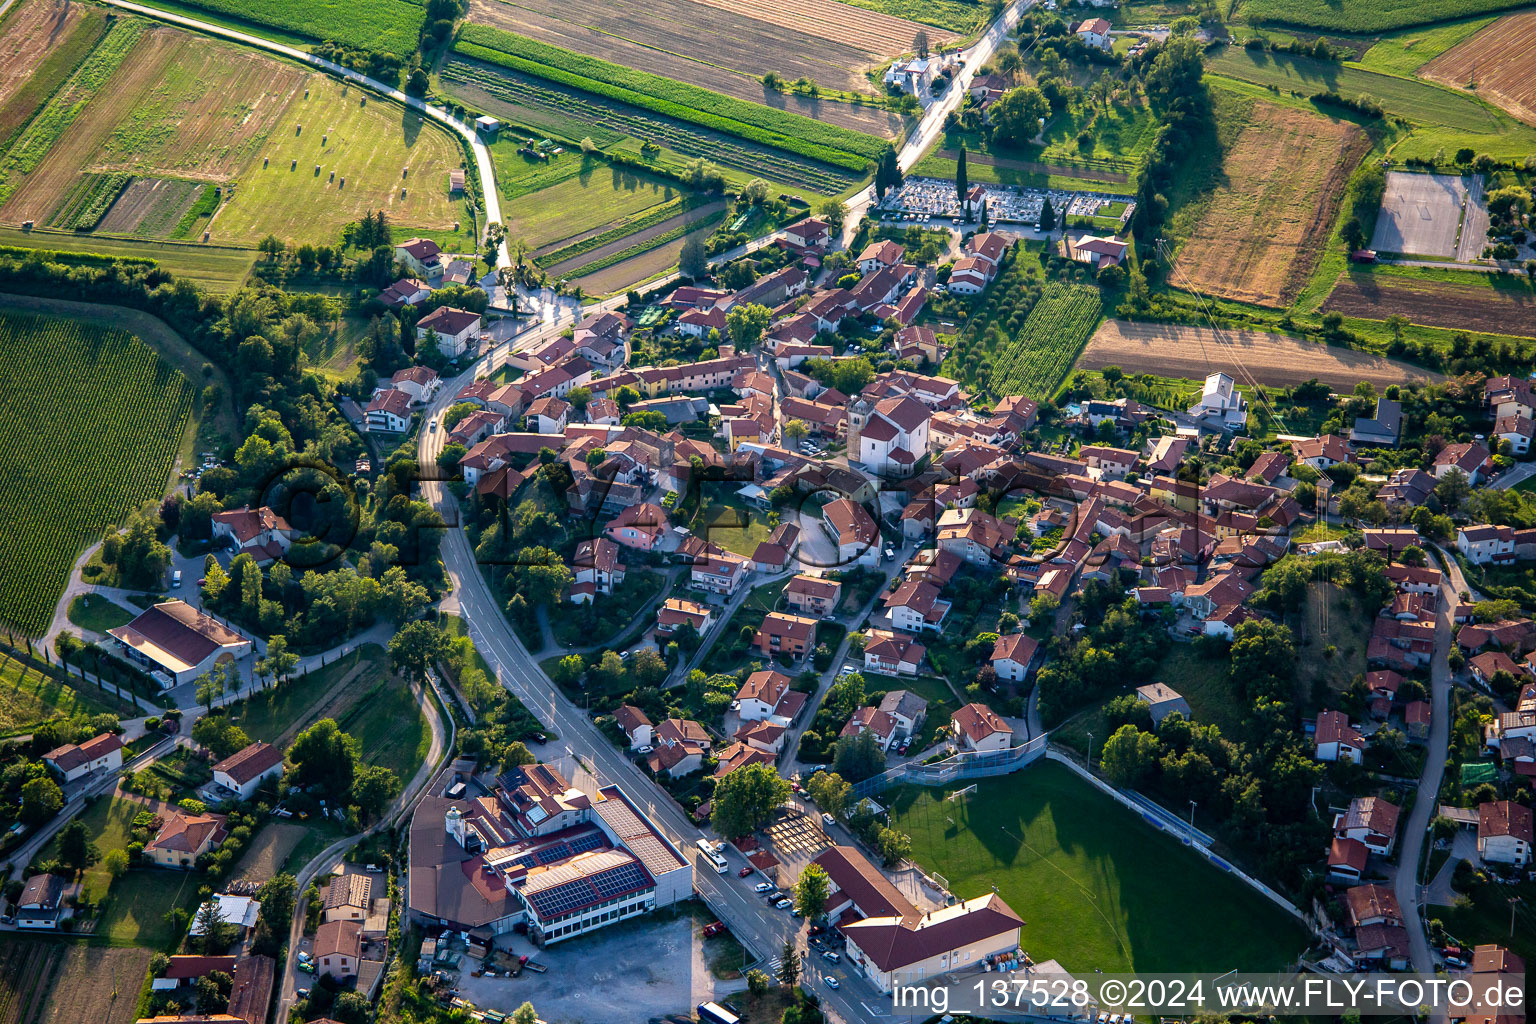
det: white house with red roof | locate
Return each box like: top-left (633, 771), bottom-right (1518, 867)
top-left (1315, 709), bottom-right (1366, 764)
top-left (1477, 799), bottom-right (1532, 867)
top-left (416, 306), bottom-right (482, 359)
top-left (43, 732), bottom-right (122, 783)
top-left (864, 629), bottom-right (926, 676)
top-left (389, 365), bottom-right (440, 403)
top-left (1074, 17), bottom-right (1112, 48)
top-left (990, 633), bottom-right (1038, 683)
top-left (1434, 441), bottom-right (1491, 485)
top-left (1061, 233), bottom-right (1126, 269)
top-left (380, 277), bottom-right (430, 309)
top-left (605, 502), bottom-right (669, 551)
top-left (366, 388), bottom-right (412, 432)
top-left (571, 536), bottom-right (625, 602)
top-left (211, 506), bottom-right (296, 560)
top-left (783, 218), bottom-right (831, 250)
top-left (842, 892), bottom-right (1023, 994)
top-left (822, 498), bottom-right (881, 568)
top-left (951, 702), bottom-right (1012, 752)
top-left (394, 237), bottom-right (443, 278)
top-left (857, 239), bottom-right (906, 275)
top-left (527, 396), bottom-right (571, 435)
top-left (211, 741), bottom-right (285, 800)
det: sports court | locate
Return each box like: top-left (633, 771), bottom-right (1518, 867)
top-left (1370, 171), bottom-right (1469, 258)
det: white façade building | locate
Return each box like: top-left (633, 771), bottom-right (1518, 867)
top-left (841, 893), bottom-right (1024, 993)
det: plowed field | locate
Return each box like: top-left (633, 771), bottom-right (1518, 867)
top-left (1323, 273), bottom-right (1536, 339)
top-left (467, 0), bottom-right (923, 129)
top-left (1079, 319), bottom-right (1442, 389)
top-left (1421, 10), bottom-right (1536, 126)
top-left (0, 0), bottom-right (89, 111)
top-left (96, 177), bottom-right (202, 235)
top-left (1175, 101), bottom-right (1369, 307)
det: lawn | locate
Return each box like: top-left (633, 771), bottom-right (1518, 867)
top-left (0, 225), bottom-right (256, 291)
top-left (132, 0), bottom-right (424, 57)
top-left (66, 594), bottom-right (135, 634)
top-left (223, 646), bottom-right (387, 745)
top-left (1352, 16), bottom-right (1498, 76)
top-left (214, 73), bottom-right (478, 250)
top-left (335, 669), bottom-right (433, 785)
top-left (0, 311), bottom-right (191, 636)
top-left (508, 161), bottom-right (686, 251)
top-left (693, 497), bottom-right (776, 558)
top-left (40, 791), bottom-right (200, 947)
top-left (1432, 875), bottom-right (1536, 965)
top-left (1149, 644), bottom-right (1248, 741)
top-left (0, 647), bottom-right (134, 738)
top-left (887, 761), bottom-right (1310, 973)
top-left (1239, 0), bottom-right (1530, 33)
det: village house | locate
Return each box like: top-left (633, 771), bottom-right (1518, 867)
top-left (1477, 800), bottom-right (1532, 867)
top-left (1135, 683), bottom-right (1191, 727)
top-left (394, 237), bottom-right (442, 278)
top-left (951, 703), bottom-right (1012, 753)
top-left (1335, 796), bottom-right (1400, 856)
top-left (146, 808), bottom-right (229, 868)
top-left (753, 612), bottom-right (819, 661)
top-left (882, 579), bottom-right (951, 634)
top-left (211, 742), bottom-right (284, 800)
top-left (822, 498), bottom-right (881, 568)
top-left (211, 506), bottom-right (297, 562)
top-left (785, 574), bottom-right (842, 617)
top-left (1074, 16), bottom-right (1112, 48)
top-left (14, 873), bottom-right (66, 929)
top-left (365, 387), bottom-right (412, 432)
top-left (656, 597), bottom-right (711, 637)
top-left (388, 365), bottom-right (440, 403)
top-left (571, 536), bottom-right (625, 602)
top-left (1315, 709), bottom-right (1366, 764)
top-left (527, 396), bottom-right (570, 435)
top-left (379, 277), bottom-right (430, 309)
top-left (315, 919), bottom-right (363, 980)
top-left (735, 669), bottom-right (808, 725)
top-left (1433, 442), bottom-right (1491, 485)
top-left (841, 706), bottom-right (899, 751)
top-left (1061, 233), bottom-right (1126, 269)
top-left (1291, 434), bottom-right (1351, 471)
top-left (1187, 372), bottom-right (1247, 429)
top-left (692, 551), bottom-right (750, 595)
top-left (416, 306), bottom-right (482, 359)
top-left (863, 628), bottom-right (926, 676)
top-left (321, 872), bottom-right (373, 924)
top-left (1458, 524), bottom-right (1516, 566)
top-left (878, 690), bottom-right (928, 742)
top-left (605, 502), bottom-right (669, 551)
top-left (43, 732), bottom-right (122, 783)
top-left (614, 705), bottom-right (654, 750)
top-left (990, 633), bottom-right (1039, 684)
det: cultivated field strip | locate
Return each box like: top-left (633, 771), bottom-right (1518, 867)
top-left (0, 312), bottom-right (191, 635)
top-left (1176, 101), bottom-right (1369, 307)
top-left (987, 281), bottom-right (1103, 399)
top-left (1079, 319), bottom-right (1445, 389)
top-left (1421, 10), bottom-right (1536, 127)
top-left (0, 0), bottom-right (91, 111)
top-left (135, 0), bottom-right (424, 57)
top-left (1323, 274), bottom-right (1536, 339)
top-left (0, 18), bottom-right (143, 209)
top-left (443, 59), bottom-right (861, 192)
top-left (464, 0), bottom-right (903, 134)
top-left (0, 939), bottom-right (63, 1024)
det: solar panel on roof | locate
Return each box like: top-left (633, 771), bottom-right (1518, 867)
top-left (569, 831), bottom-right (605, 855)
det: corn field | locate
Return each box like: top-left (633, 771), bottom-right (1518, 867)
top-left (0, 312), bottom-right (191, 635)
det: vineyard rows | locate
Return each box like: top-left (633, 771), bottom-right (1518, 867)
top-left (0, 313), bottom-right (191, 635)
top-left (455, 28), bottom-right (884, 169)
top-left (443, 60), bottom-right (858, 193)
top-left (987, 281), bottom-right (1104, 399)
top-left (0, 20), bottom-right (143, 208)
top-left (0, 939), bottom-right (62, 1024)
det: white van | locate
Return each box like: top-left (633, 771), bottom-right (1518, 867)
top-left (172, 570), bottom-right (182, 588)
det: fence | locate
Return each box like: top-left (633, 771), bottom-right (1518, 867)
top-left (851, 733), bottom-right (1048, 800)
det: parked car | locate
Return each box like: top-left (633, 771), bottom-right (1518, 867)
top-left (821, 813), bottom-right (836, 828)
top-left (822, 951), bottom-right (840, 963)
top-left (635, 745), bottom-right (654, 754)
top-left (297, 988), bottom-right (310, 1000)
top-left (775, 898), bottom-right (793, 910)
top-left (755, 882), bottom-right (773, 893)
top-left (703, 921), bottom-right (726, 938)
top-left (737, 865), bottom-right (754, 877)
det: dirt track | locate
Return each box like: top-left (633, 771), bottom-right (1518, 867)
top-left (1323, 274), bottom-right (1536, 340)
top-left (1080, 319), bottom-right (1443, 389)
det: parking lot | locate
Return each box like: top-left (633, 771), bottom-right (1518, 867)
top-left (451, 910), bottom-right (745, 1024)
top-left (1370, 170), bottom-right (1472, 257)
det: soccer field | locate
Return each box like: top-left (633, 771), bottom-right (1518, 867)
top-left (886, 760), bottom-right (1310, 973)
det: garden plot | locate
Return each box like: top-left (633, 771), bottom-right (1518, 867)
top-left (96, 177), bottom-right (206, 236)
top-left (1369, 170), bottom-right (1472, 258)
top-left (465, 0), bottom-right (910, 132)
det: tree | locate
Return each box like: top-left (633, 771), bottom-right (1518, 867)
top-left (263, 634), bottom-right (298, 686)
top-left (742, 178), bottom-right (772, 205)
top-left (726, 302), bottom-right (773, 350)
top-left (553, 654), bottom-right (585, 686)
top-left (1100, 724), bottom-right (1159, 786)
top-left (1039, 196), bottom-right (1055, 232)
top-left (389, 620), bottom-right (449, 682)
top-left (194, 898), bottom-right (230, 955)
top-left (778, 938), bottom-right (800, 987)
top-left (679, 232), bottom-right (708, 278)
top-left (379, 566), bottom-right (430, 626)
top-left (104, 848), bottom-right (129, 879)
top-left (502, 741), bottom-right (536, 769)
top-left (710, 762), bottom-right (792, 839)
top-left (747, 969), bottom-right (770, 995)
top-left (631, 648), bottom-right (668, 686)
top-left (194, 670), bottom-right (224, 712)
top-left (330, 992), bottom-right (372, 1024)
top-left (874, 146), bottom-right (902, 199)
top-left (783, 419), bottom-right (809, 444)
top-left (484, 221), bottom-right (508, 266)
top-left (816, 198), bottom-right (848, 233)
top-left (512, 1002), bottom-right (539, 1024)
top-left (20, 776), bottom-right (63, 824)
top-left (876, 824), bottom-right (911, 866)
top-left (805, 770), bottom-right (852, 818)
top-left (955, 144), bottom-right (968, 207)
top-left (795, 862), bottom-right (831, 919)
top-left (991, 87), bottom-right (1050, 146)
top-left (351, 764), bottom-right (401, 819)
top-left (1435, 468), bottom-right (1471, 512)
top-left (58, 820), bottom-right (98, 877)
top-left (832, 729), bottom-right (886, 783)
top-left (286, 719), bottom-right (359, 796)
top-left (256, 874), bottom-right (298, 936)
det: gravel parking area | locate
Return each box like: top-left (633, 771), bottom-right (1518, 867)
top-left (453, 909), bottom-right (745, 1024)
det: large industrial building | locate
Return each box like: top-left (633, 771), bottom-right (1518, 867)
top-left (408, 762), bottom-right (690, 945)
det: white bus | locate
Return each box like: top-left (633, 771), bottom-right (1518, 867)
top-left (695, 838), bottom-right (728, 873)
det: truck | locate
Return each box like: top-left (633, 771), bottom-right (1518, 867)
top-left (697, 1003), bottom-right (741, 1024)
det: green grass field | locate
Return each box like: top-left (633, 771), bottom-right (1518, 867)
top-left (223, 646), bottom-right (387, 744)
top-left (0, 311), bottom-right (191, 636)
top-left (336, 669), bottom-right (432, 785)
top-left (836, 0), bottom-right (990, 33)
top-left (1352, 16), bottom-right (1498, 76)
top-left (0, 226), bottom-right (256, 290)
top-left (213, 74), bottom-right (477, 250)
top-left (887, 761), bottom-right (1310, 973)
top-left (509, 161), bottom-right (686, 249)
top-left (132, 0), bottom-right (424, 57)
top-left (1240, 0), bottom-right (1529, 32)
top-left (1207, 45), bottom-right (1501, 131)
top-left (0, 647), bottom-right (134, 738)
top-left (41, 792), bottom-right (199, 947)
top-left (65, 595), bottom-right (135, 635)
